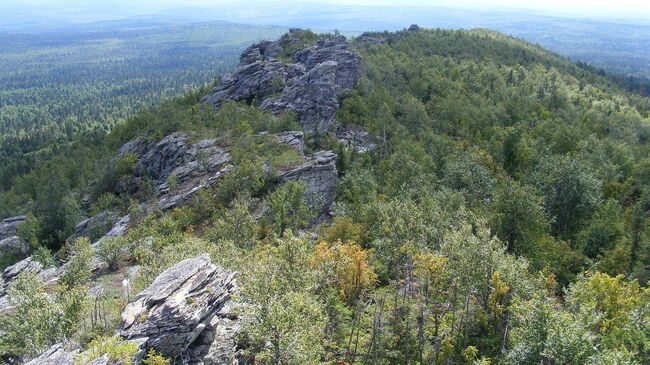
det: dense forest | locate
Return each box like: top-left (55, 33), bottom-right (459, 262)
top-left (0, 28), bottom-right (649, 364)
top-left (0, 19), bottom-right (285, 190)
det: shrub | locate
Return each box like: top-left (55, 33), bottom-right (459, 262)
top-left (97, 237), bottom-right (129, 270)
top-left (61, 237), bottom-right (94, 287)
top-left (0, 272), bottom-right (87, 359)
top-left (143, 348), bottom-right (171, 365)
top-left (78, 336), bottom-right (137, 365)
top-left (265, 181), bottom-right (312, 236)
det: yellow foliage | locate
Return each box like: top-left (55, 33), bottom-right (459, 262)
top-left (570, 272), bottom-right (646, 334)
top-left (323, 217), bottom-right (364, 244)
top-left (413, 252), bottom-right (447, 285)
top-left (311, 240), bottom-right (377, 304)
top-left (488, 271), bottom-right (509, 319)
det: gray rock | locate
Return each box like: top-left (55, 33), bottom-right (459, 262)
top-left (203, 31), bottom-right (360, 133)
top-left (67, 210), bottom-right (120, 244)
top-left (86, 354), bottom-right (109, 365)
top-left (119, 255), bottom-right (239, 362)
top-left (280, 150), bottom-right (338, 213)
top-left (275, 131), bottom-right (305, 153)
top-left (0, 257), bottom-right (62, 314)
top-left (0, 236), bottom-right (28, 256)
top-left (24, 343), bottom-right (79, 365)
top-left (336, 124), bottom-right (377, 153)
top-left (104, 214), bottom-right (131, 238)
top-left (357, 33), bottom-right (387, 45)
top-left (116, 133), bottom-right (231, 197)
top-left (157, 165), bottom-right (232, 211)
top-left (135, 132), bottom-right (192, 187)
top-left (0, 215), bottom-right (25, 240)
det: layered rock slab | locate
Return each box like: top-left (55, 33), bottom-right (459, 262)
top-left (119, 255), bottom-right (239, 363)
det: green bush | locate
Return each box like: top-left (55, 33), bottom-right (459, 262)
top-left (264, 181), bottom-right (312, 236)
top-left (77, 336), bottom-right (137, 365)
top-left (61, 237), bottom-right (94, 287)
top-left (143, 348), bottom-right (171, 365)
top-left (0, 272), bottom-right (87, 359)
top-left (97, 237), bottom-right (129, 270)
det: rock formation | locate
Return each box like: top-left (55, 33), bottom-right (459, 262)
top-left (0, 216), bottom-right (28, 261)
top-left (279, 150), bottom-right (338, 213)
top-left (0, 216), bottom-right (25, 240)
top-left (21, 255), bottom-right (240, 364)
top-left (119, 255), bottom-right (240, 364)
top-left (115, 132), bottom-right (233, 211)
top-left (0, 257), bottom-right (60, 314)
top-left (66, 210), bottom-right (120, 244)
top-left (202, 29), bottom-right (361, 132)
top-left (24, 343), bottom-right (79, 365)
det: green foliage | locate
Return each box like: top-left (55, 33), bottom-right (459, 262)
top-left (0, 272), bottom-right (87, 359)
top-left (61, 237), bottom-right (94, 287)
top-left (142, 348), bottom-right (171, 365)
top-left (206, 195), bottom-right (258, 249)
top-left (264, 181), bottom-right (312, 236)
top-left (214, 160), bottom-right (266, 205)
top-left (490, 180), bottom-right (549, 256)
top-left (533, 155), bottom-right (602, 238)
top-left (78, 336), bottom-right (137, 365)
top-left (16, 213), bottom-right (41, 249)
top-left (240, 234), bottom-right (326, 364)
top-left (97, 237), bottom-right (129, 270)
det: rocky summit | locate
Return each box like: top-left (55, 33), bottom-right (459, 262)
top-left (202, 29), bottom-right (361, 133)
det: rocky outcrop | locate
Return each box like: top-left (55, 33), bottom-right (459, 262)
top-left (0, 215), bottom-right (28, 261)
top-left (66, 210), bottom-right (120, 244)
top-left (275, 131), bottom-right (305, 153)
top-left (116, 133), bottom-right (232, 211)
top-left (24, 343), bottom-right (79, 365)
top-left (336, 124), bottom-right (377, 153)
top-left (118, 133), bottom-right (231, 194)
top-left (357, 33), bottom-right (388, 45)
top-left (0, 236), bottom-right (28, 258)
top-left (0, 216), bottom-right (25, 240)
top-left (203, 29), bottom-right (361, 133)
top-left (0, 257), bottom-right (60, 314)
top-left (119, 255), bottom-right (239, 363)
top-left (280, 150), bottom-right (337, 213)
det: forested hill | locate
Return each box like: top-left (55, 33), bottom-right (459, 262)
top-left (0, 27), bottom-right (649, 364)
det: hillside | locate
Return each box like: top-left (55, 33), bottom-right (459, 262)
top-left (0, 19), bottom-right (286, 190)
top-left (0, 27), bottom-right (649, 364)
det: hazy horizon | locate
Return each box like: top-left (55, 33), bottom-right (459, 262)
top-left (3, 0), bottom-right (650, 25)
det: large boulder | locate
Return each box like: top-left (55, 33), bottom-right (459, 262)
top-left (118, 255), bottom-right (239, 363)
top-left (203, 29), bottom-right (360, 133)
top-left (279, 150), bottom-right (338, 214)
top-left (0, 216), bottom-right (25, 240)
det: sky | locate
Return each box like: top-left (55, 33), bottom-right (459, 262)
top-left (2, 0), bottom-right (650, 21)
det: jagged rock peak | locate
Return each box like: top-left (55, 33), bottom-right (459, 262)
top-left (119, 255), bottom-right (240, 363)
top-left (202, 29), bottom-right (361, 133)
